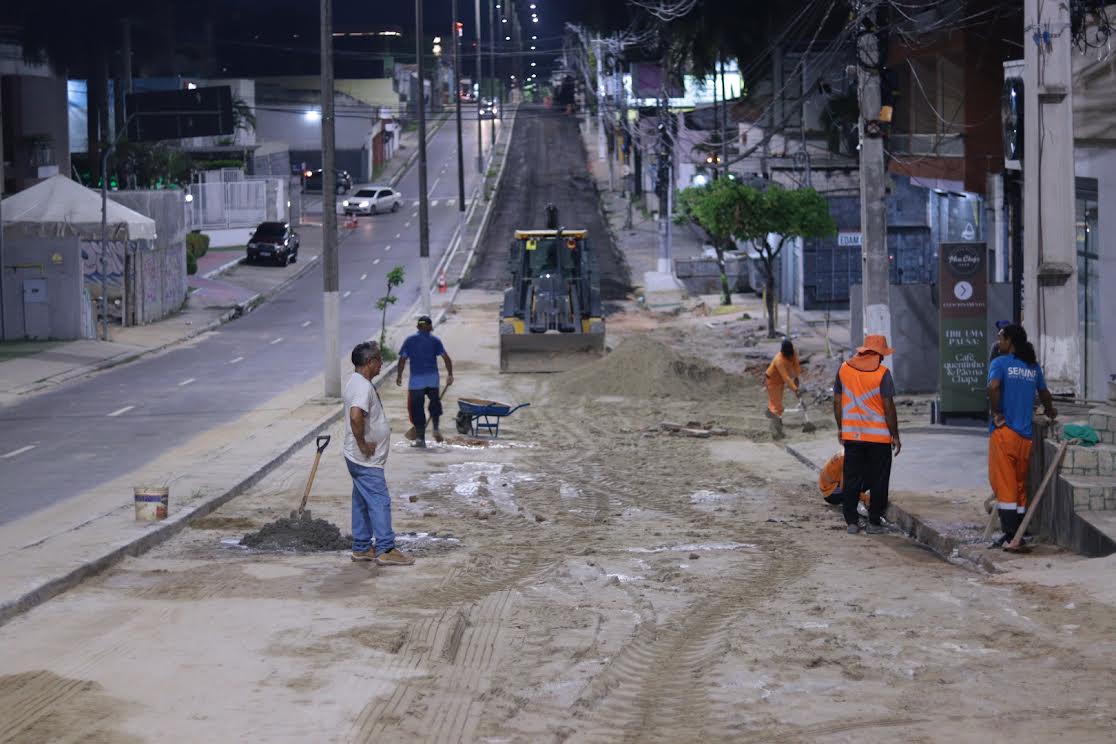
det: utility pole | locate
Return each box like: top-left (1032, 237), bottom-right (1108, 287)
top-left (711, 60), bottom-right (720, 178)
top-left (453, 0), bottom-right (466, 250)
top-left (475, 0), bottom-right (484, 173)
top-left (321, 0), bottom-right (341, 397)
top-left (856, 1), bottom-right (890, 345)
top-left (719, 53), bottom-right (729, 177)
top-left (489, 0), bottom-right (497, 146)
top-left (1022, 0), bottom-right (1078, 393)
top-left (0, 74), bottom-right (6, 341)
top-left (416, 0), bottom-right (433, 318)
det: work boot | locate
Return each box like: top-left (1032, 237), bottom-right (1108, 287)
top-left (375, 548), bottom-right (415, 566)
top-left (412, 434), bottom-right (427, 448)
top-left (433, 428), bottom-right (444, 444)
top-left (865, 522), bottom-right (886, 535)
top-left (350, 549), bottom-right (375, 562)
top-left (846, 524), bottom-right (860, 535)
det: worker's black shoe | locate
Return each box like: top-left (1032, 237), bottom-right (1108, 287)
top-left (846, 524), bottom-right (860, 535)
top-left (412, 438), bottom-right (427, 449)
top-left (865, 522), bottom-right (886, 535)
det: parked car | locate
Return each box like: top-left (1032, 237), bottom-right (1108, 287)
top-left (479, 98), bottom-right (499, 119)
top-left (304, 169), bottom-right (352, 194)
top-left (343, 186), bottom-right (403, 215)
top-left (247, 222), bottom-right (300, 266)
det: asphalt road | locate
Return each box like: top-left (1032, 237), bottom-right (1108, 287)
top-left (0, 116), bottom-right (499, 525)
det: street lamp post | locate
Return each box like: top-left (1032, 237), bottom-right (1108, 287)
top-left (452, 1), bottom-right (467, 252)
top-left (416, 0), bottom-right (432, 317)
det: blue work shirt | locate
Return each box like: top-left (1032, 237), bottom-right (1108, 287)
top-left (988, 353), bottom-right (1047, 438)
top-left (399, 331), bottom-right (446, 390)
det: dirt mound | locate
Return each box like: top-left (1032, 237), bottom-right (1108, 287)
top-left (550, 335), bottom-right (747, 399)
top-left (240, 515), bottom-right (351, 552)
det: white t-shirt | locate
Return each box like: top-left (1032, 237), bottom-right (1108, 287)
top-left (343, 372), bottom-right (391, 469)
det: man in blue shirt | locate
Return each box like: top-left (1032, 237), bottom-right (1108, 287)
top-left (396, 315), bottom-right (454, 448)
top-left (987, 323), bottom-right (1057, 548)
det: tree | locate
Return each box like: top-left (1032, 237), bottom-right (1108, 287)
top-left (375, 266), bottom-right (406, 355)
top-left (679, 182), bottom-right (836, 336)
top-left (676, 178), bottom-right (742, 307)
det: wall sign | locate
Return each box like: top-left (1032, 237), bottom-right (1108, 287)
top-left (939, 242), bottom-right (988, 416)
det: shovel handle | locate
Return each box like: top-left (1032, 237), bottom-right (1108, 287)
top-left (316, 435), bottom-right (331, 454)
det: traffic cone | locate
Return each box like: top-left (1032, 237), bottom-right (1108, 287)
top-left (437, 271), bottom-right (447, 293)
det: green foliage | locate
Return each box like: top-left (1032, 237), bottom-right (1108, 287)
top-left (186, 232), bottom-right (210, 262)
top-left (376, 266), bottom-right (407, 350)
top-left (186, 252), bottom-right (198, 276)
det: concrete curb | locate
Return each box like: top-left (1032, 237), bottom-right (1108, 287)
top-left (459, 106), bottom-right (519, 283)
top-left (201, 254), bottom-right (246, 280)
top-left (783, 441), bottom-right (1001, 573)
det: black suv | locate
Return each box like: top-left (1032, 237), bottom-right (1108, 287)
top-left (247, 222), bottom-right (300, 266)
top-left (304, 169), bottom-right (352, 194)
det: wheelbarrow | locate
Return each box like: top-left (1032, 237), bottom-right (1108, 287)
top-left (455, 398), bottom-right (530, 438)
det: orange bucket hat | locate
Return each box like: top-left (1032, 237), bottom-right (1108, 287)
top-left (847, 334), bottom-right (893, 371)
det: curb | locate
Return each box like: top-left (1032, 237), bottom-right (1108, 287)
top-left (0, 360), bottom-right (400, 628)
top-left (783, 441), bottom-right (1001, 573)
top-left (458, 106), bottom-right (519, 283)
top-left (201, 254), bottom-right (246, 280)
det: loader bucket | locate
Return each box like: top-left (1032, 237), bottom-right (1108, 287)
top-left (499, 331), bottom-right (606, 373)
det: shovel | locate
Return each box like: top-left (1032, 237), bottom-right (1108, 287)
top-left (404, 381), bottom-right (452, 442)
top-left (799, 389), bottom-right (817, 433)
top-left (291, 435), bottom-right (331, 521)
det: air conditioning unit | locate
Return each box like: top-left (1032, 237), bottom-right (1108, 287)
top-left (1002, 60), bottom-right (1024, 171)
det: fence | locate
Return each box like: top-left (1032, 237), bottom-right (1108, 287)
top-left (187, 177), bottom-right (287, 230)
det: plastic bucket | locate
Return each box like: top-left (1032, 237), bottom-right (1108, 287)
top-left (134, 486), bottom-right (169, 521)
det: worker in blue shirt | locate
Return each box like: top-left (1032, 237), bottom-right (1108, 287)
top-left (987, 323), bottom-right (1057, 549)
top-left (396, 315), bottom-right (454, 448)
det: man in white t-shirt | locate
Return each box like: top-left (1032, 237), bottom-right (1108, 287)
top-left (344, 341), bottom-right (414, 566)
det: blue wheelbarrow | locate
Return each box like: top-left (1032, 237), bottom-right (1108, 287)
top-left (455, 398), bottom-right (530, 438)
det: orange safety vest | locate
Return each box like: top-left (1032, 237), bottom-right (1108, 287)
top-left (838, 362), bottom-right (891, 444)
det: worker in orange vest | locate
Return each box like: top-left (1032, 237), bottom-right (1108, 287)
top-left (818, 452), bottom-right (870, 513)
top-left (765, 340), bottom-right (802, 439)
top-left (831, 335), bottom-right (902, 535)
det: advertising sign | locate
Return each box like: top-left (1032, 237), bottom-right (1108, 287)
top-left (938, 242), bottom-right (988, 416)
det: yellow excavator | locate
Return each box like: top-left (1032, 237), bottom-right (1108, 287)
top-left (498, 206), bottom-right (606, 372)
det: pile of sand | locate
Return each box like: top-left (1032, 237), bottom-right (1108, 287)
top-left (550, 335), bottom-right (747, 399)
top-left (240, 514), bottom-right (351, 552)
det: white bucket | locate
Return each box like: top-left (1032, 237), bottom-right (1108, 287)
top-left (134, 486), bottom-right (169, 521)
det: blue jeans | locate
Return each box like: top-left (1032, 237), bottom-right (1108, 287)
top-left (346, 459), bottom-right (396, 555)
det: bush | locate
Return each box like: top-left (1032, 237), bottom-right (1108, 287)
top-left (186, 231), bottom-right (210, 261)
top-left (187, 253), bottom-right (198, 276)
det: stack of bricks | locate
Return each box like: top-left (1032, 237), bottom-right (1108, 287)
top-left (1064, 405), bottom-right (1116, 512)
top-left (1087, 405), bottom-right (1116, 447)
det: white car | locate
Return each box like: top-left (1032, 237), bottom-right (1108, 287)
top-left (343, 187), bottom-right (403, 215)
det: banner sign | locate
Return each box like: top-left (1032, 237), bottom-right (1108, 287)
top-left (938, 242), bottom-right (988, 416)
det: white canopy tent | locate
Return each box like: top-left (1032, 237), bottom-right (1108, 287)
top-left (1, 175), bottom-right (156, 241)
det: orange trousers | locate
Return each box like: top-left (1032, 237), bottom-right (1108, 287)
top-left (766, 377), bottom-right (786, 417)
top-left (989, 426), bottom-right (1032, 513)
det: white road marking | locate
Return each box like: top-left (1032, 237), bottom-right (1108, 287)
top-left (343, 290), bottom-right (352, 298)
top-left (270, 337), bottom-right (284, 345)
top-left (360, 273), bottom-right (367, 281)
top-left (373, 258), bottom-right (381, 265)
top-left (108, 405), bottom-right (134, 417)
top-left (385, 245), bottom-right (392, 252)
top-left (178, 378), bottom-right (196, 387)
top-left (411, 212), bottom-right (418, 219)
top-left (301, 320), bottom-right (312, 328)
top-left (431, 175), bottom-right (442, 192)
top-left (395, 233), bottom-right (401, 239)
top-left (431, 199), bottom-right (439, 207)
top-left (230, 356), bottom-right (244, 364)
top-left (2, 445), bottom-right (36, 459)
top-left (404, 222), bottom-right (411, 228)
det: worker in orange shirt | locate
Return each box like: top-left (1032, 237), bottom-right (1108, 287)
top-left (818, 452), bottom-right (870, 514)
top-left (765, 340), bottom-right (802, 439)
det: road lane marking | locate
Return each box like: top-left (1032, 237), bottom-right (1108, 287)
top-left (301, 320), bottom-right (312, 328)
top-left (108, 405), bottom-right (134, 417)
top-left (431, 176), bottom-right (442, 192)
top-left (343, 290), bottom-right (352, 298)
top-left (431, 200), bottom-right (439, 207)
top-left (405, 222), bottom-right (411, 228)
top-left (385, 245), bottom-right (391, 252)
top-left (395, 233), bottom-right (401, 239)
top-left (270, 337), bottom-right (284, 345)
top-left (178, 378), bottom-right (196, 387)
top-left (360, 273), bottom-right (367, 281)
top-left (2, 445), bottom-right (35, 459)
top-left (230, 356), bottom-right (244, 364)
top-left (373, 258), bottom-right (381, 265)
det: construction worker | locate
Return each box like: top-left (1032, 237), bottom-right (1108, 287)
top-left (832, 335), bottom-right (902, 535)
top-left (765, 340), bottom-right (802, 439)
top-left (396, 315), bottom-right (454, 448)
top-left (987, 324), bottom-right (1057, 549)
top-left (818, 452), bottom-right (870, 514)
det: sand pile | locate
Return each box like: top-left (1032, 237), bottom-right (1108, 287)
top-left (240, 514), bottom-right (351, 551)
top-left (550, 335), bottom-right (747, 399)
